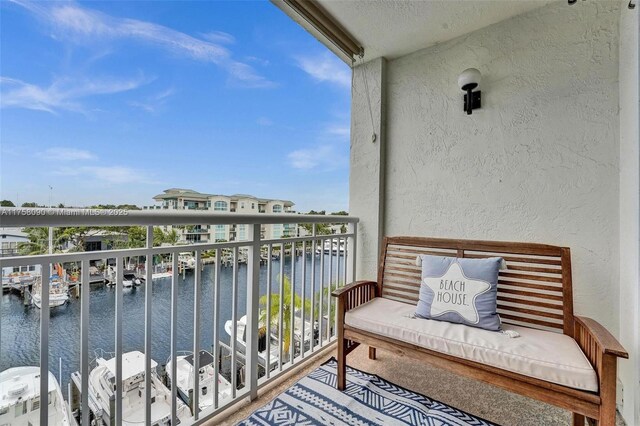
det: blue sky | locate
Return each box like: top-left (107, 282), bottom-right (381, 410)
top-left (0, 0), bottom-right (351, 212)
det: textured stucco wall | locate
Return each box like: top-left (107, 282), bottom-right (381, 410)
top-left (350, 58), bottom-right (387, 279)
top-left (618, 4), bottom-right (639, 424)
top-left (382, 1), bottom-right (621, 336)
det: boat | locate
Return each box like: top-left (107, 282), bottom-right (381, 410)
top-left (0, 366), bottom-right (74, 425)
top-left (32, 274), bottom-right (70, 309)
top-left (87, 350), bottom-right (189, 425)
top-left (105, 267), bottom-right (141, 288)
top-left (178, 253), bottom-right (196, 271)
top-left (224, 316), bottom-right (280, 370)
top-left (224, 315), bottom-right (318, 371)
top-left (123, 272), bottom-right (142, 287)
top-left (315, 240), bottom-right (346, 255)
top-left (166, 350), bottom-right (232, 412)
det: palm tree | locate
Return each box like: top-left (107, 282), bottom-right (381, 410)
top-left (259, 275), bottom-right (312, 357)
top-left (19, 227), bottom-right (65, 255)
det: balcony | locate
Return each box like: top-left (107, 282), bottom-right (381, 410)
top-left (0, 208), bottom-right (357, 426)
top-left (215, 345), bottom-right (599, 426)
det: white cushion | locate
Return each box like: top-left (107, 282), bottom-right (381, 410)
top-left (345, 297), bottom-right (598, 392)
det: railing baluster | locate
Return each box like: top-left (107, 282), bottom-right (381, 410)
top-left (319, 238), bottom-right (325, 345)
top-left (246, 224), bottom-right (261, 400)
top-left (336, 236), bottom-right (341, 337)
top-left (278, 243), bottom-right (284, 371)
top-left (327, 236), bottom-right (333, 339)
top-left (266, 244), bottom-right (272, 378)
top-left (115, 256), bottom-right (124, 425)
top-left (80, 259), bottom-right (90, 426)
top-left (290, 242), bottom-right (295, 363)
top-left (348, 223), bottom-right (357, 284)
top-left (145, 226), bottom-right (153, 426)
top-left (231, 246), bottom-right (238, 397)
top-left (39, 262), bottom-right (50, 426)
top-left (343, 235), bottom-right (348, 288)
top-left (193, 250), bottom-right (202, 419)
top-left (213, 248), bottom-right (221, 409)
top-left (301, 240), bottom-right (307, 358)
top-left (170, 253), bottom-right (179, 425)
top-left (310, 225), bottom-right (316, 352)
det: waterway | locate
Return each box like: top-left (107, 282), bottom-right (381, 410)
top-left (0, 252), bottom-right (345, 392)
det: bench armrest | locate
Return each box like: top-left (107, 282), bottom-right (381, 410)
top-left (332, 280), bottom-right (377, 323)
top-left (331, 280), bottom-right (377, 298)
top-left (574, 316), bottom-right (628, 359)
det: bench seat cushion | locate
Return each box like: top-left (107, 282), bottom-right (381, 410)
top-left (345, 297), bottom-right (598, 392)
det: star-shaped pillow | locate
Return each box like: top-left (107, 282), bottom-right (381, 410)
top-left (415, 255), bottom-right (503, 331)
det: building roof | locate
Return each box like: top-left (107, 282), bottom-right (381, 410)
top-left (0, 227), bottom-right (28, 240)
top-left (153, 189), bottom-right (294, 206)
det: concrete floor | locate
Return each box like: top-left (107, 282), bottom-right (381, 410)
top-left (209, 344), bottom-right (625, 426)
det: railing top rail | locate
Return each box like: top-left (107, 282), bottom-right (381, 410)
top-left (0, 208), bottom-right (358, 227)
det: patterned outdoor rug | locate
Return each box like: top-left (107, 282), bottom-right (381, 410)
top-left (238, 357), bottom-right (497, 426)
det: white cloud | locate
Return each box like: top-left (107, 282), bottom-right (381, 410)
top-left (37, 147), bottom-right (96, 161)
top-left (201, 31), bottom-right (235, 45)
top-left (54, 165), bottom-right (157, 184)
top-left (257, 117), bottom-right (273, 126)
top-left (11, 0), bottom-right (273, 88)
top-left (0, 74), bottom-right (150, 114)
top-left (326, 124), bottom-right (350, 137)
top-left (295, 52), bottom-right (351, 88)
top-left (288, 144), bottom-right (346, 170)
top-left (129, 87), bottom-right (175, 112)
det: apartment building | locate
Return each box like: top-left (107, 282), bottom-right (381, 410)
top-left (144, 188), bottom-right (296, 243)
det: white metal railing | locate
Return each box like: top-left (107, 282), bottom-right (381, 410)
top-left (0, 208), bottom-right (357, 426)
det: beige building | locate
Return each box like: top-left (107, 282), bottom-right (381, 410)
top-left (144, 188), bottom-right (296, 243)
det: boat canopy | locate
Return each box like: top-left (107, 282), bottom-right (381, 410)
top-left (184, 350), bottom-right (215, 368)
top-left (101, 351), bottom-right (158, 381)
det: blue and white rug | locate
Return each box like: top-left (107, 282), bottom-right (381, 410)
top-left (238, 357), bottom-right (497, 426)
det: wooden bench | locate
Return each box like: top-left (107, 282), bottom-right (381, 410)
top-left (332, 237), bottom-right (628, 426)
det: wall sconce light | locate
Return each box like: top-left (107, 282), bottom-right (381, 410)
top-left (458, 68), bottom-right (481, 115)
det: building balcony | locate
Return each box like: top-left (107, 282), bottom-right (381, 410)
top-left (213, 344), bottom-right (609, 426)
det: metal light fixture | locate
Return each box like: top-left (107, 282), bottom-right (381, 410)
top-left (458, 68), bottom-right (481, 115)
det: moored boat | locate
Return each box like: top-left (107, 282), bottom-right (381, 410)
top-left (0, 366), bottom-right (74, 425)
top-left (87, 350), bottom-right (189, 425)
top-left (32, 274), bottom-right (69, 309)
top-left (224, 314), bottom-right (318, 371)
top-left (166, 350), bottom-right (232, 413)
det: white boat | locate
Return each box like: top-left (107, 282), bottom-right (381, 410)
top-left (224, 315), bottom-right (318, 371)
top-left (151, 263), bottom-right (173, 280)
top-left (32, 275), bottom-right (69, 309)
top-left (0, 366), bottom-right (74, 425)
top-left (88, 350), bottom-right (189, 426)
top-left (315, 240), bottom-right (346, 255)
top-left (178, 253), bottom-right (196, 271)
top-left (166, 350), bottom-right (232, 412)
top-left (224, 316), bottom-right (280, 371)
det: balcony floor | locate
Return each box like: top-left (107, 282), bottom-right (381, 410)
top-left (211, 344), bottom-right (626, 426)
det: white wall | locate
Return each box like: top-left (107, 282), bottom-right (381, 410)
top-left (618, 3), bottom-right (639, 424)
top-left (350, 2), bottom-right (637, 417)
top-left (350, 57), bottom-right (387, 278)
top-left (381, 1), bottom-right (621, 332)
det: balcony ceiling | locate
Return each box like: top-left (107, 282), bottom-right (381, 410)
top-left (315, 0), bottom-right (555, 61)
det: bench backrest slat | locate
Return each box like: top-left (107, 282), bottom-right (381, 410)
top-left (378, 237), bottom-right (574, 336)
